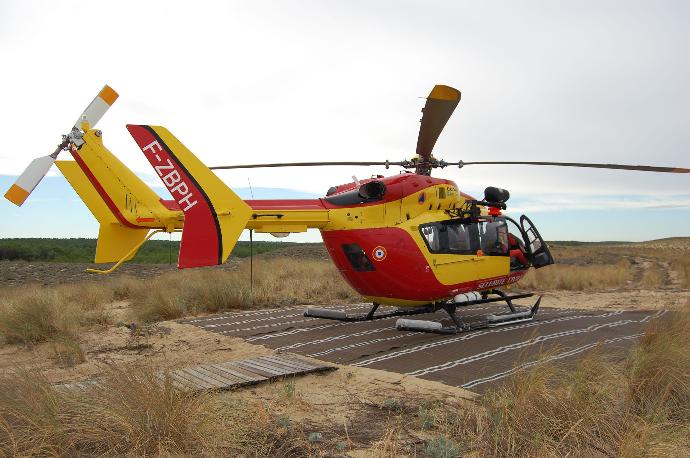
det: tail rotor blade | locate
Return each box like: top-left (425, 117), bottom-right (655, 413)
top-left (74, 85), bottom-right (119, 129)
top-left (8, 84), bottom-right (117, 207)
top-left (4, 155), bottom-right (56, 206)
top-left (416, 85), bottom-right (461, 160)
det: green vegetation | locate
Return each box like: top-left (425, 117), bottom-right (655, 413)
top-left (0, 238), bottom-right (323, 263)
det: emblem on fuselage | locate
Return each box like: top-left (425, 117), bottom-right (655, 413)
top-left (372, 246), bottom-right (387, 261)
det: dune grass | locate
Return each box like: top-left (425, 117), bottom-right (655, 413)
top-left (416, 311), bottom-right (690, 457)
top-left (126, 258), bottom-right (362, 323)
top-left (669, 255), bottom-right (690, 288)
top-left (0, 366), bottom-right (308, 456)
top-left (0, 283), bottom-right (112, 350)
top-left (518, 259), bottom-right (633, 290)
top-left (0, 258), bottom-right (361, 345)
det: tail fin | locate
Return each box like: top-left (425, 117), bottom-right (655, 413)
top-left (55, 160), bottom-right (150, 263)
top-left (56, 129), bottom-right (178, 263)
top-left (127, 125), bottom-right (252, 268)
top-left (68, 129), bottom-right (170, 229)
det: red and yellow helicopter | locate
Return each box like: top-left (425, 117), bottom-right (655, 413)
top-left (5, 84), bottom-right (689, 334)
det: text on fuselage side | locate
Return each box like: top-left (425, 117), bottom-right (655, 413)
top-left (476, 274), bottom-right (523, 289)
top-left (142, 140), bottom-right (198, 212)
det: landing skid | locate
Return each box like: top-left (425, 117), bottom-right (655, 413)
top-left (303, 291), bottom-right (541, 335)
top-left (304, 302), bottom-right (435, 322)
top-left (397, 295), bottom-right (541, 334)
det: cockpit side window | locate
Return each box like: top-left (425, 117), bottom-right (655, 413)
top-left (479, 221), bottom-right (509, 255)
top-left (420, 219), bottom-right (509, 256)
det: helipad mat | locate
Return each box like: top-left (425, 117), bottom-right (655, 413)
top-left (181, 303), bottom-right (664, 392)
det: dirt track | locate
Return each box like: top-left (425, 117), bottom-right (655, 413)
top-left (183, 302), bottom-right (667, 392)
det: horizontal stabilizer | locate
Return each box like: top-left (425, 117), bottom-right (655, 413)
top-left (95, 223), bottom-right (149, 263)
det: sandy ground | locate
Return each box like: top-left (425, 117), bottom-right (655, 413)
top-left (0, 313), bottom-right (476, 435)
top-left (0, 314), bottom-right (477, 455)
top-left (538, 289), bottom-right (690, 311)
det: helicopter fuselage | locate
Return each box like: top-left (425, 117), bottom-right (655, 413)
top-left (243, 172), bottom-right (530, 306)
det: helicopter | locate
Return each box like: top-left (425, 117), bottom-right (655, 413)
top-left (5, 84), bottom-right (689, 334)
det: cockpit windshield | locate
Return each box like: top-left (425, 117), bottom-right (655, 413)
top-left (420, 218), bottom-right (509, 256)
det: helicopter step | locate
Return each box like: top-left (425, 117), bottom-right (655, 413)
top-left (304, 302), bottom-right (435, 322)
top-left (396, 294), bottom-right (541, 335)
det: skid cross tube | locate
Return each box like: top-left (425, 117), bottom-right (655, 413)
top-left (397, 292), bottom-right (542, 335)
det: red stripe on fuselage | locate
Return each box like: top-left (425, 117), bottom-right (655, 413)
top-left (69, 146), bottom-right (144, 229)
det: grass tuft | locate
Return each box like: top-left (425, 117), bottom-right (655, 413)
top-left (0, 284), bottom-right (112, 346)
top-left (518, 259), bottom-right (632, 290)
top-left (0, 366), bottom-right (309, 456)
top-left (425, 435), bottom-right (461, 458)
top-left (128, 258), bottom-right (362, 323)
top-left (627, 311), bottom-right (690, 423)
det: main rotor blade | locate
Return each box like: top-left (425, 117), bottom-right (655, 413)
top-left (453, 161), bottom-right (690, 173)
top-left (210, 161), bottom-right (403, 170)
top-left (74, 85), bottom-right (119, 129)
top-left (416, 85), bottom-right (461, 160)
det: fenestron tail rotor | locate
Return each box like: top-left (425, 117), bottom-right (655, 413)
top-left (4, 85), bottom-right (119, 206)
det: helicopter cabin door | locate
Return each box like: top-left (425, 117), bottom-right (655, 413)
top-left (418, 219), bottom-right (510, 287)
top-left (520, 215), bottom-right (554, 269)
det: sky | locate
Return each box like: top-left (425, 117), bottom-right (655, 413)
top-left (1, 0), bottom-right (688, 243)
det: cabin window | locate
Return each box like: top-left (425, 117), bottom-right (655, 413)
top-left (342, 244), bottom-right (376, 272)
top-left (479, 220), bottom-right (509, 255)
top-left (420, 219), bottom-right (509, 256)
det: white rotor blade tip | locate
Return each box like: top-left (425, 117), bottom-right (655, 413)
top-left (74, 84), bottom-right (119, 129)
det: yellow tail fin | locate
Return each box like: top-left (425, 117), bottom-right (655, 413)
top-left (56, 160), bottom-right (150, 263)
top-left (127, 124), bottom-right (252, 268)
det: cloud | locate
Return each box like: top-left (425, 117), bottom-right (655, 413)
top-left (1, 1), bottom-right (688, 241)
